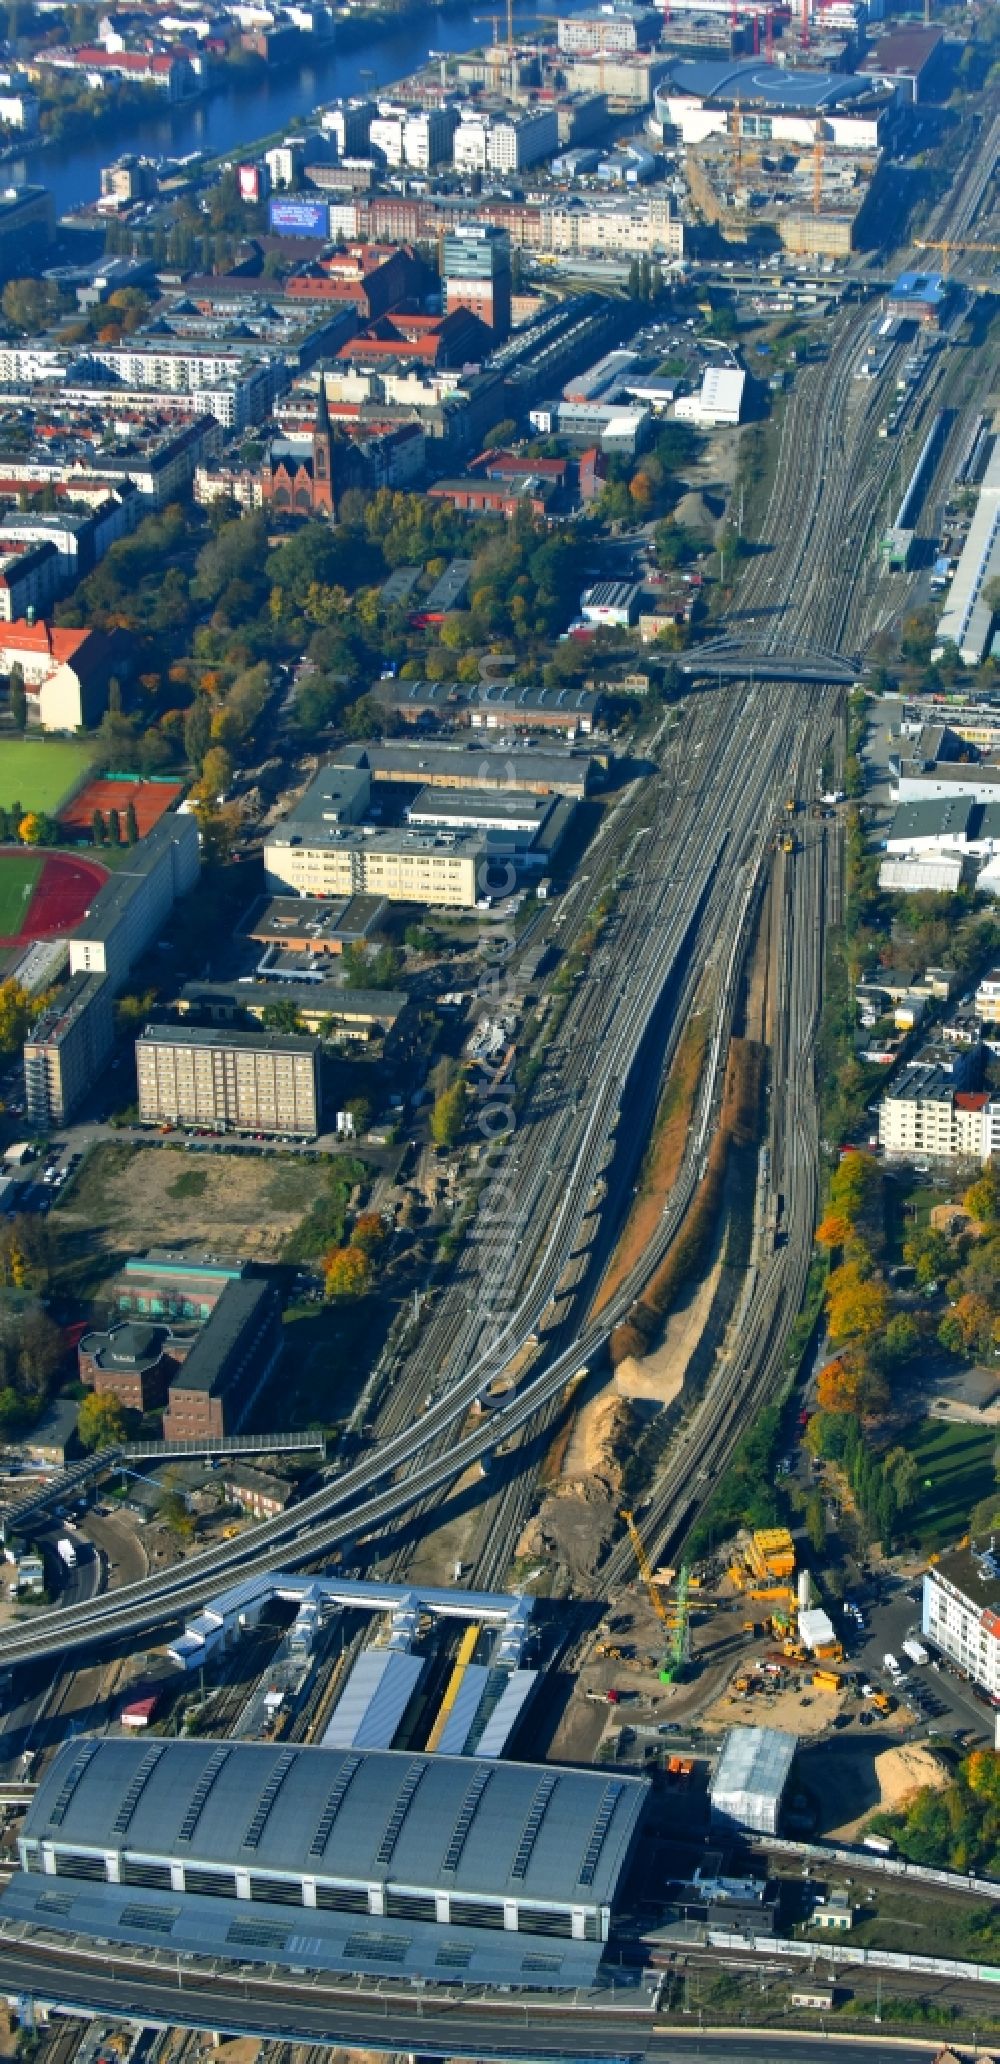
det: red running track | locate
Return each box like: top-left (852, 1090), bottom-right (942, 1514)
top-left (0, 851), bottom-right (109, 948)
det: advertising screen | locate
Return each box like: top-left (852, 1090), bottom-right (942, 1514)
top-left (269, 197), bottom-right (328, 238)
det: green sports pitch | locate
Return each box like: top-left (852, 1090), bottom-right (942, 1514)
top-left (0, 852), bottom-right (42, 937)
top-left (0, 739), bottom-right (92, 817)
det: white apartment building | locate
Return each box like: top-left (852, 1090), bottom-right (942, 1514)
top-left (975, 969), bottom-right (1000, 1025)
top-left (877, 1062), bottom-right (997, 1163)
top-left (923, 1549), bottom-right (1000, 1701)
top-left (404, 106), bottom-right (457, 168)
top-left (369, 106), bottom-right (407, 166)
top-left (453, 108), bottom-right (558, 173)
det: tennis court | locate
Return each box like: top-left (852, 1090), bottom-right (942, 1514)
top-left (59, 776), bottom-right (185, 839)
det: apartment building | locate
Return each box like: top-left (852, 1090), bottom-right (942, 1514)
top-left (23, 973), bottom-right (115, 1127)
top-left (453, 108), bottom-right (559, 173)
top-left (877, 1060), bottom-right (998, 1164)
top-left (975, 969), bottom-right (1000, 1025)
top-left (136, 1025), bottom-right (322, 1139)
top-left (69, 811), bottom-right (200, 993)
top-left (0, 540), bottom-right (60, 622)
top-left (923, 1547), bottom-right (1000, 1700)
top-left (557, 3), bottom-right (661, 51)
top-left (24, 813), bottom-right (200, 1124)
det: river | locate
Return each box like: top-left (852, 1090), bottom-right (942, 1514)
top-left (7, 0), bottom-right (562, 219)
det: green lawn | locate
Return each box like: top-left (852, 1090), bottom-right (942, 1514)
top-left (0, 851), bottom-right (42, 936)
top-left (0, 739), bottom-right (92, 816)
top-left (900, 1418), bottom-right (996, 1550)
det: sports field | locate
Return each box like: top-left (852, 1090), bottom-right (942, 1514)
top-left (0, 849), bottom-right (109, 947)
top-left (0, 852), bottom-right (42, 937)
top-left (0, 739), bottom-right (92, 816)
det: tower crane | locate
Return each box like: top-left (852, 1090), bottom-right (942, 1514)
top-left (620, 1508), bottom-right (691, 1683)
top-left (914, 238), bottom-right (1000, 277)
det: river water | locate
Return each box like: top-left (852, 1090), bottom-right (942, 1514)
top-left (8, 0), bottom-right (554, 218)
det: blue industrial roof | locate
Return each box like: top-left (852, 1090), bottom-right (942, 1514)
top-left (19, 1736), bottom-right (648, 1913)
top-left (890, 271), bottom-right (947, 305)
top-left (0, 1874), bottom-right (606, 1991)
top-left (661, 57), bottom-right (882, 110)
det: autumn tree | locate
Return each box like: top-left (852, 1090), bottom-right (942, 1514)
top-left (816, 1356), bottom-right (861, 1414)
top-left (815, 1212), bottom-right (853, 1251)
top-left (0, 978), bottom-right (35, 1056)
top-left (323, 1246), bottom-right (370, 1299)
top-left (431, 1079), bottom-right (468, 1151)
top-left (965, 1164), bottom-right (1000, 1225)
top-left (77, 1392), bottom-right (126, 1451)
top-left (351, 1212), bottom-right (387, 1257)
top-left (826, 1260), bottom-right (889, 1344)
top-left (17, 812), bottom-right (42, 846)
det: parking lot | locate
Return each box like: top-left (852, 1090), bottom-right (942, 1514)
top-left (837, 1569), bottom-right (994, 1748)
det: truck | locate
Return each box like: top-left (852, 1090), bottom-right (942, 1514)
top-left (882, 1652), bottom-right (901, 1676)
top-left (902, 1637), bottom-right (929, 1666)
top-left (56, 1537), bottom-right (77, 1570)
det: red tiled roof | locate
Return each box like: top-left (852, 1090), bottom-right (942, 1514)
top-left (956, 1092), bottom-right (989, 1111)
top-left (0, 619), bottom-right (92, 662)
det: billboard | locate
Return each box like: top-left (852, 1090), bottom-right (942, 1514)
top-left (239, 162), bottom-right (264, 203)
top-left (269, 196), bottom-right (328, 238)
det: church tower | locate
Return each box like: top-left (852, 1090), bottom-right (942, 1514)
top-left (312, 379), bottom-right (334, 514)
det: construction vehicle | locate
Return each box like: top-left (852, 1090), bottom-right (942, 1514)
top-left (621, 1508), bottom-right (691, 1684)
top-left (871, 1691), bottom-right (893, 1715)
top-left (743, 1619), bottom-right (761, 1636)
top-left (814, 1668), bottom-right (841, 1693)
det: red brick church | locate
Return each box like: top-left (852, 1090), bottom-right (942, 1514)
top-left (261, 381), bottom-right (334, 516)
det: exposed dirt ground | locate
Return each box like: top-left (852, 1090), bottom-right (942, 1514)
top-left (55, 1145), bottom-right (331, 1274)
top-left (615, 1237), bottom-right (725, 1405)
top-left (874, 1741), bottom-right (949, 1812)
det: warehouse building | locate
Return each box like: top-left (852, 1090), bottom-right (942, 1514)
top-left (161, 1275), bottom-right (282, 1440)
top-left (933, 443), bottom-right (1000, 668)
top-left (710, 1727), bottom-right (796, 1835)
top-left (6, 1736), bottom-right (649, 1991)
top-left (335, 739), bottom-right (601, 797)
top-left (922, 1544), bottom-right (1000, 1698)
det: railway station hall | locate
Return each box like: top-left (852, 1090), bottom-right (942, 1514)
top-left (4, 1736), bottom-right (650, 1992)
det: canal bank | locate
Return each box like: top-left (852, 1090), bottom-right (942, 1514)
top-left (7, 0), bottom-right (582, 219)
